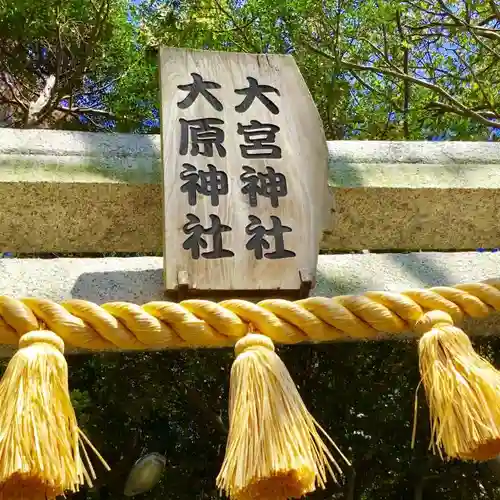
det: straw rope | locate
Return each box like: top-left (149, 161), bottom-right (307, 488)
top-left (0, 280), bottom-right (497, 351)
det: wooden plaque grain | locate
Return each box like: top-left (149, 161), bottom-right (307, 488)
top-left (159, 47), bottom-right (329, 295)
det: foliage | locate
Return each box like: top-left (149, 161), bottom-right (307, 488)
top-left (127, 0), bottom-right (500, 139)
top-left (2, 0), bottom-right (500, 138)
top-left (0, 0), bottom-right (142, 129)
top-left (62, 338), bottom-right (500, 499)
top-left (3, 0), bottom-right (500, 498)
top-left (288, 0), bottom-right (500, 140)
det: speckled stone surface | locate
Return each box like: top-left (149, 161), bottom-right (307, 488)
top-left (324, 187), bottom-right (500, 251)
top-left (0, 182), bottom-right (163, 254)
top-left (0, 251), bottom-right (496, 354)
top-left (0, 129), bottom-right (499, 253)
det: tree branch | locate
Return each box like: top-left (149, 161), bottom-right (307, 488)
top-left (302, 41), bottom-right (500, 129)
top-left (435, 0), bottom-right (500, 59)
top-left (25, 74), bottom-right (57, 127)
top-left (479, 13), bottom-right (498, 26)
top-left (488, 0), bottom-right (500, 22)
top-left (427, 101), bottom-right (500, 122)
top-left (348, 71), bottom-right (405, 114)
top-left (452, 48), bottom-right (498, 115)
top-left (348, 70), bottom-right (381, 96)
top-left (408, 21), bottom-right (500, 40)
top-left (0, 72), bottom-right (28, 111)
top-left (54, 10), bottom-right (64, 85)
top-left (357, 36), bottom-right (401, 72)
top-left (403, 0), bottom-right (442, 17)
top-left (57, 0), bottom-right (111, 101)
top-left (396, 9), bottom-right (410, 139)
top-left (212, 0), bottom-right (261, 52)
top-left (2, 61), bottom-right (38, 100)
top-left (56, 106), bottom-right (116, 117)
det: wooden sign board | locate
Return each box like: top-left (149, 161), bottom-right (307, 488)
top-left (159, 47), bottom-right (330, 299)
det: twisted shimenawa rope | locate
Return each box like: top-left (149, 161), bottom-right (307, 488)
top-left (0, 280), bottom-right (498, 351)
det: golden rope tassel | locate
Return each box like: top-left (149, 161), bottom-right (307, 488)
top-left (414, 311), bottom-right (500, 462)
top-left (0, 330), bottom-right (110, 500)
top-left (216, 333), bottom-right (350, 500)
